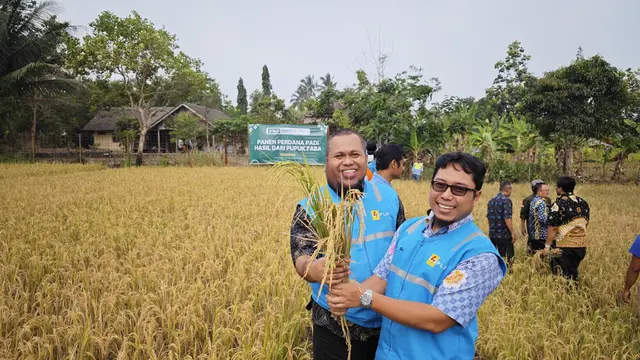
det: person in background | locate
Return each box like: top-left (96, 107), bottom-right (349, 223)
top-left (542, 176), bottom-right (590, 283)
top-left (622, 235), bottom-right (640, 308)
top-left (520, 179), bottom-right (550, 238)
top-left (528, 182), bottom-right (551, 253)
top-left (487, 181), bottom-right (515, 264)
top-left (411, 159), bottom-right (424, 181)
top-left (326, 152), bottom-right (506, 360)
top-left (366, 141), bottom-right (377, 181)
top-left (372, 144), bottom-right (406, 187)
top-left (290, 129), bottom-right (404, 360)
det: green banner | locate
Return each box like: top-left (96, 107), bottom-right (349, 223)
top-left (248, 124), bottom-right (328, 165)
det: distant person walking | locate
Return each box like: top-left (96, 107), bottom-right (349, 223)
top-left (487, 181), bottom-right (515, 264)
top-left (542, 176), bottom-right (590, 283)
top-left (411, 160), bottom-right (424, 181)
top-left (528, 182), bottom-right (551, 253)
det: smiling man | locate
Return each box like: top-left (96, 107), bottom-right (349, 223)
top-left (290, 129), bottom-right (405, 360)
top-left (327, 152), bottom-right (506, 360)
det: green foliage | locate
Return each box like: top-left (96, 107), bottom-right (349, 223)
top-left (290, 75), bottom-right (318, 110)
top-left (487, 157), bottom-right (556, 183)
top-left (237, 78), bottom-right (248, 114)
top-left (65, 10), bottom-right (210, 156)
top-left (114, 116), bottom-right (139, 154)
top-left (0, 0), bottom-right (75, 97)
top-left (261, 65), bottom-right (272, 96)
top-left (250, 94), bottom-right (291, 124)
top-left (167, 112), bottom-right (203, 146)
top-left (522, 55), bottom-right (631, 174)
top-left (486, 41), bottom-right (534, 117)
top-left (343, 67), bottom-right (436, 144)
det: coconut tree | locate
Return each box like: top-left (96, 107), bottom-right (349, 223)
top-left (319, 72), bottom-right (337, 91)
top-left (0, 0), bottom-right (74, 96)
top-left (290, 74), bottom-right (318, 109)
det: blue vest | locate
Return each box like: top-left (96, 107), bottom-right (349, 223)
top-left (298, 180), bottom-right (399, 328)
top-left (376, 216), bottom-right (506, 360)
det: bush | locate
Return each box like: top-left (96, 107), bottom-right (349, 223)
top-left (487, 158), bottom-right (556, 183)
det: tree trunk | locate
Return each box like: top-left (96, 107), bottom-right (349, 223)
top-left (31, 105), bottom-right (37, 162)
top-left (554, 144), bottom-right (564, 174)
top-left (575, 149), bottom-right (584, 177)
top-left (136, 129), bottom-right (147, 166)
top-left (563, 142), bottom-right (573, 176)
top-left (612, 154), bottom-right (626, 181)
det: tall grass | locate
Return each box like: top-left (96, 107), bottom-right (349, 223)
top-left (1, 165), bottom-right (639, 359)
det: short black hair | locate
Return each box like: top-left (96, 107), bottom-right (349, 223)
top-left (533, 182), bottom-right (546, 194)
top-left (556, 176), bottom-right (576, 193)
top-left (327, 129), bottom-right (366, 154)
top-left (375, 144), bottom-right (405, 170)
top-left (366, 141), bottom-right (377, 155)
top-left (500, 180), bottom-right (512, 191)
top-left (432, 152), bottom-right (487, 191)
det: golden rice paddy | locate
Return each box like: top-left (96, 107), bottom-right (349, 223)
top-left (1, 164), bottom-right (639, 359)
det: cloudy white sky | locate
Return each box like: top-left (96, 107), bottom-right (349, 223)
top-left (58, 0), bottom-right (639, 104)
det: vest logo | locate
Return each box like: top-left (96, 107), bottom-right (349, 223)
top-left (426, 254), bottom-right (440, 267)
top-left (371, 210), bottom-right (380, 220)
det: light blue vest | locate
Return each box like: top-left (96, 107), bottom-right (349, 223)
top-left (376, 216), bottom-right (506, 360)
top-left (298, 179), bottom-right (399, 328)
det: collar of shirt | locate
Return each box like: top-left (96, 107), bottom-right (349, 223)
top-left (372, 172), bottom-right (390, 186)
top-left (423, 211), bottom-right (474, 238)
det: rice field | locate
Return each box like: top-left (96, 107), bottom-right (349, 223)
top-left (1, 163), bottom-right (639, 359)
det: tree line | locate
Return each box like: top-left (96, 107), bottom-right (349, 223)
top-left (1, 1), bottom-right (639, 180)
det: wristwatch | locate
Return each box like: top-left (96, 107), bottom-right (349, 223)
top-left (360, 289), bottom-right (373, 309)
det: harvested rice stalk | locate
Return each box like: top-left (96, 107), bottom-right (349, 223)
top-left (532, 248), bottom-right (562, 272)
top-left (275, 161), bottom-right (365, 360)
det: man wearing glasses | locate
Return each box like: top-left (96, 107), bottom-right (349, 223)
top-left (327, 152), bottom-right (506, 360)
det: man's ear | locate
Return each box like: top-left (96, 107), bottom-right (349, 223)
top-left (473, 190), bottom-right (482, 205)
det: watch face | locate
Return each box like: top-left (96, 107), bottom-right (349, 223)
top-left (361, 290), bottom-right (373, 308)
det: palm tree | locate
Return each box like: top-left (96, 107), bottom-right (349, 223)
top-left (1, 0), bottom-right (78, 159)
top-left (290, 74), bottom-right (318, 108)
top-left (319, 72), bottom-right (337, 91)
top-left (0, 0), bottom-right (74, 96)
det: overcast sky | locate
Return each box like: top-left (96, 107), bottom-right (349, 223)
top-left (58, 0), bottom-right (639, 104)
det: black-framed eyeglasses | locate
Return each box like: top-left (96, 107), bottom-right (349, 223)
top-left (431, 180), bottom-right (476, 196)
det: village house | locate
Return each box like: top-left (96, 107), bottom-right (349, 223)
top-left (82, 103), bottom-right (230, 152)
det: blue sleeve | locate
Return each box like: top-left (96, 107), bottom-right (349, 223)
top-left (630, 235), bottom-right (640, 257)
top-left (431, 253), bottom-right (504, 327)
top-left (536, 200), bottom-right (548, 227)
top-left (502, 198), bottom-right (512, 220)
top-left (368, 161), bottom-right (377, 172)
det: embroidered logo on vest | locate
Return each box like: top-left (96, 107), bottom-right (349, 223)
top-left (371, 210), bottom-right (380, 220)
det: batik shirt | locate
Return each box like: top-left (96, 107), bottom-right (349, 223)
top-left (528, 195), bottom-right (549, 241)
top-left (548, 193), bottom-right (590, 248)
